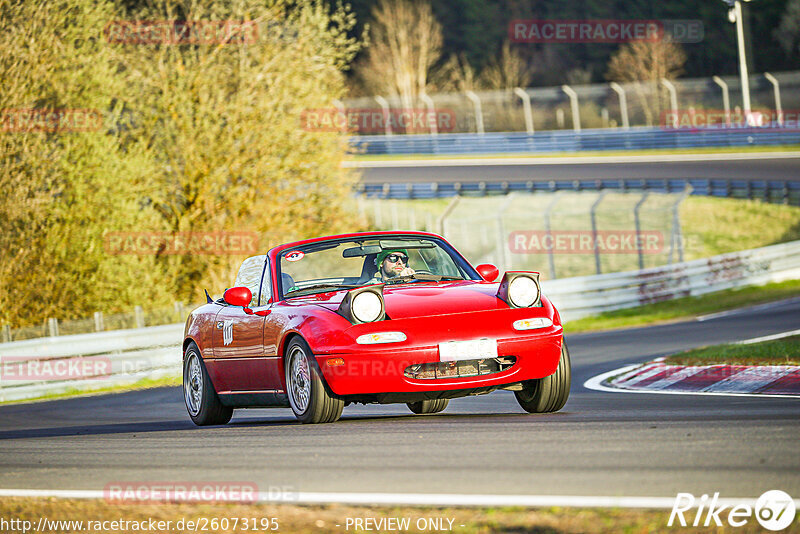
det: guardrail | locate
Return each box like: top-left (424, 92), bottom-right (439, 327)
top-left (349, 126), bottom-right (800, 156)
top-left (0, 325), bottom-right (182, 402)
top-left (358, 179), bottom-right (800, 206)
top-left (542, 240), bottom-right (800, 322)
top-left (1, 240), bottom-right (798, 401)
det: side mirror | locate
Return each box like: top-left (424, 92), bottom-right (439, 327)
top-left (223, 286), bottom-right (252, 307)
top-left (476, 264), bottom-right (500, 282)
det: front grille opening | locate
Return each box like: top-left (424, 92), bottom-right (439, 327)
top-left (404, 356), bottom-right (517, 380)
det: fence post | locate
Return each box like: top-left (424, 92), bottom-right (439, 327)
top-left (661, 79), bottom-right (678, 128)
top-left (496, 193), bottom-right (516, 271)
top-left (712, 76), bottom-right (731, 126)
top-left (634, 191), bottom-right (650, 271)
top-left (134, 306), bottom-right (145, 329)
top-left (668, 185), bottom-right (692, 264)
top-left (420, 92), bottom-right (438, 136)
top-left (374, 95), bottom-right (393, 136)
top-left (357, 195), bottom-right (367, 223)
top-left (372, 199), bottom-right (382, 229)
top-left (764, 73), bottom-right (783, 126)
top-left (480, 223), bottom-right (490, 248)
top-left (561, 84), bottom-right (581, 132)
top-left (93, 311), bottom-right (104, 332)
top-left (609, 82), bottom-right (630, 129)
top-left (513, 87), bottom-right (534, 134)
top-left (390, 201), bottom-right (400, 229)
top-left (47, 318), bottom-right (59, 337)
top-left (1, 324), bottom-right (10, 343)
top-left (437, 196), bottom-right (461, 237)
top-left (544, 193), bottom-right (562, 280)
top-left (590, 191), bottom-right (607, 274)
top-left (465, 91), bottom-right (485, 135)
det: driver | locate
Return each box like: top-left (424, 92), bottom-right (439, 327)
top-left (368, 249), bottom-right (415, 283)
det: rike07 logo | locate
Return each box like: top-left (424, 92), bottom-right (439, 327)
top-left (669, 490), bottom-right (796, 530)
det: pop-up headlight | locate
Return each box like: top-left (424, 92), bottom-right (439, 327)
top-left (338, 285), bottom-right (386, 324)
top-left (497, 272), bottom-right (542, 308)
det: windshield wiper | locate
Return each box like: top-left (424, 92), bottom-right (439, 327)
top-left (285, 284), bottom-right (359, 296)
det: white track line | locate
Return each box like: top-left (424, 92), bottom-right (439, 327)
top-left (345, 151), bottom-right (800, 168)
top-left (3, 488), bottom-right (793, 509)
top-left (696, 297), bottom-right (800, 322)
top-left (736, 328), bottom-right (800, 344)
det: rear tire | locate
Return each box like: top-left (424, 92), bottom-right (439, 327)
top-left (285, 338), bottom-right (344, 424)
top-left (407, 398), bottom-right (449, 414)
top-left (515, 340), bottom-right (571, 413)
top-left (183, 342), bottom-right (233, 426)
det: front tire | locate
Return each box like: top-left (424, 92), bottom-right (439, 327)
top-left (285, 338), bottom-right (344, 424)
top-left (515, 340), bottom-right (571, 413)
top-left (183, 342), bottom-right (233, 426)
top-left (407, 398), bottom-right (449, 414)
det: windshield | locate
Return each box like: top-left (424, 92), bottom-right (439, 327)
top-left (278, 236), bottom-right (478, 298)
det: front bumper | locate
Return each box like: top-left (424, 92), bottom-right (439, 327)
top-left (318, 329), bottom-right (562, 396)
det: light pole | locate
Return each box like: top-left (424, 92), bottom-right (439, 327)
top-left (723, 0), bottom-right (754, 124)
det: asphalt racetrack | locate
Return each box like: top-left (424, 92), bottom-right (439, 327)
top-left (357, 152), bottom-right (800, 184)
top-left (1, 298), bottom-right (798, 499)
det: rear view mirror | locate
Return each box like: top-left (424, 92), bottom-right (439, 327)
top-left (343, 245), bottom-right (382, 258)
top-left (223, 286), bottom-right (252, 307)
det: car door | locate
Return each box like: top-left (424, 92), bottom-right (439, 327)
top-left (209, 255), bottom-right (275, 393)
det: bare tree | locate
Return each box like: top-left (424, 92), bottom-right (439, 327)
top-left (433, 53), bottom-right (478, 93)
top-left (480, 41), bottom-right (533, 90)
top-left (607, 40), bottom-right (686, 125)
top-left (358, 0), bottom-right (443, 110)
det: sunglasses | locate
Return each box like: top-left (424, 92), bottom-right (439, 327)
top-left (385, 254), bottom-right (408, 264)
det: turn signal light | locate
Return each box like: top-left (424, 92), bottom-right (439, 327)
top-left (513, 317), bottom-right (553, 331)
top-left (356, 332), bottom-right (407, 344)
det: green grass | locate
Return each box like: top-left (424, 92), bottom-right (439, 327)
top-left (0, 374), bottom-right (180, 405)
top-left (681, 196), bottom-right (800, 260)
top-left (665, 335), bottom-right (800, 366)
top-left (349, 144), bottom-right (800, 161)
top-left (564, 279), bottom-right (800, 333)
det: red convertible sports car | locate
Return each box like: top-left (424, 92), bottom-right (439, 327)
top-left (182, 231), bottom-right (570, 424)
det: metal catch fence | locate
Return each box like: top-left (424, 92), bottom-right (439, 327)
top-left (359, 190), bottom-right (691, 279)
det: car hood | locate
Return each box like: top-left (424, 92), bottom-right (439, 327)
top-left (293, 281), bottom-right (508, 319)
